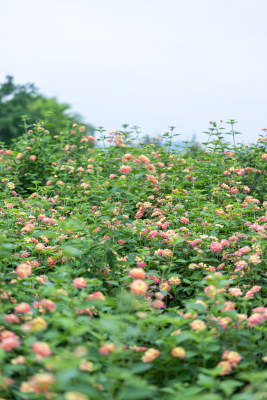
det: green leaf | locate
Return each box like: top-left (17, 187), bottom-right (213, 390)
top-left (62, 246), bottom-right (83, 257)
top-left (231, 395), bottom-right (257, 400)
top-left (219, 380), bottom-right (243, 396)
top-left (197, 373), bottom-right (216, 388)
top-left (131, 362), bottom-right (152, 373)
top-left (106, 249), bottom-right (117, 269)
top-left (117, 387), bottom-right (156, 400)
top-left (176, 332), bottom-right (192, 343)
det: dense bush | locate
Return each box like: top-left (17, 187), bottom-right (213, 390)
top-left (0, 121), bottom-right (266, 400)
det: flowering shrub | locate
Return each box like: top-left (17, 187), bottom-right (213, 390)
top-left (0, 121), bottom-right (266, 399)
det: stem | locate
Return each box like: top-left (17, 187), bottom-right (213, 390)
top-left (249, 165), bottom-right (266, 195)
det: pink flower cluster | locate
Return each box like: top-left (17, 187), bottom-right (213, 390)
top-left (217, 350), bottom-right (242, 375)
top-left (244, 285), bottom-right (261, 299)
top-left (210, 241), bottom-right (223, 253)
top-left (73, 277), bottom-right (87, 289)
top-left (0, 330), bottom-right (21, 351)
top-left (119, 165), bottom-right (132, 174)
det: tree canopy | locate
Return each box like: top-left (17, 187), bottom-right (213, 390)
top-left (0, 75), bottom-right (94, 144)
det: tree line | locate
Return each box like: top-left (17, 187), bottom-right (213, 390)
top-left (0, 75), bottom-right (94, 145)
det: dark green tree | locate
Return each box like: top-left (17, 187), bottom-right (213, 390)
top-left (0, 75), bottom-right (94, 144)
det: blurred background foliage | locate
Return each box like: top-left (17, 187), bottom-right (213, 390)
top-left (0, 75), bottom-right (94, 144)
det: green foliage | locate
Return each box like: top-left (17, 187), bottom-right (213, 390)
top-left (0, 76), bottom-right (94, 144)
top-left (0, 119), bottom-right (266, 399)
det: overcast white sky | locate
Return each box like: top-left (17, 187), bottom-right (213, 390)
top-left (0, 0), bottom-right (266, 143)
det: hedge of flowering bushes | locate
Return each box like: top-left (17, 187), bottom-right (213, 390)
top-left (0, 121), bottom-right (266, 400)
